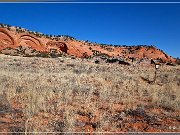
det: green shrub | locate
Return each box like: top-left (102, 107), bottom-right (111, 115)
top-left (36, 52), bottom-right (50, 58)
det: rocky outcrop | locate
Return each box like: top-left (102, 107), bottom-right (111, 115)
top-left (0, 28), bottom-right (16, 48)
top-left (46, 41), bottom-right (68, 53)
top-left (0, 25), bottom-right (177, 63)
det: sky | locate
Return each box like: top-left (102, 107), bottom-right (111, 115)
top-left (0, 3), bottom-right (180, 57)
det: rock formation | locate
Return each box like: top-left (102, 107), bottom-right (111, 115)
top-left (0, 24), bottom-right (176, 63)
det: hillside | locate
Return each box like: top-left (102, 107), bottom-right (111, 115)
top-left (0, 54), bottom-right (179, 133)
top-left (0, 24), bottom-right (176, 63)
top-left (0, 24), bottom-right (180, 133)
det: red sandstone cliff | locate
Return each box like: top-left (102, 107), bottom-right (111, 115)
top-left (0, 24), bottom-right (176, 63)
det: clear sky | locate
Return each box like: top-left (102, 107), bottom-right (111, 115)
top-left (0, 3), bottom-right (179, 58)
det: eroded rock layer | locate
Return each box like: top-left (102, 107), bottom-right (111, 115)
top-left (0, 26), bottom-right (176, 63)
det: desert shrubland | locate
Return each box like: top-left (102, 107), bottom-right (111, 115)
top-left (0, 54), bottom-right (179, 132)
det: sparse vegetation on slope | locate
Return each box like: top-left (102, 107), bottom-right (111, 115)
top-left (0, 23), bottom-right (177, 63)
top-left (0, 54), bottom-right (179, 132)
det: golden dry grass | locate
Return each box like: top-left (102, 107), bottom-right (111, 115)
top-left (0, 54), bottom-right (179, 132)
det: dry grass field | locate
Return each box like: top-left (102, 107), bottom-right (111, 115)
top-left (0, 54), bottom-right (180, 133)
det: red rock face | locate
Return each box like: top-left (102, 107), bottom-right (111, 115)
top-left (0, 27), bottom-right (176, 62)
top-left (0, 28), bottom-right (15, 49)
top-left (19, 35), bottom-right (41, 46)
top-left (18, 34), bottom-right (45, 51)
top-left (0, 28), bottom-right (68, 54)
top-left (46, 41), bottom-right (68, 53)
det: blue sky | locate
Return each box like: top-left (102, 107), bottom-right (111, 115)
top-left (0, 3), bottom-right (179, 57)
